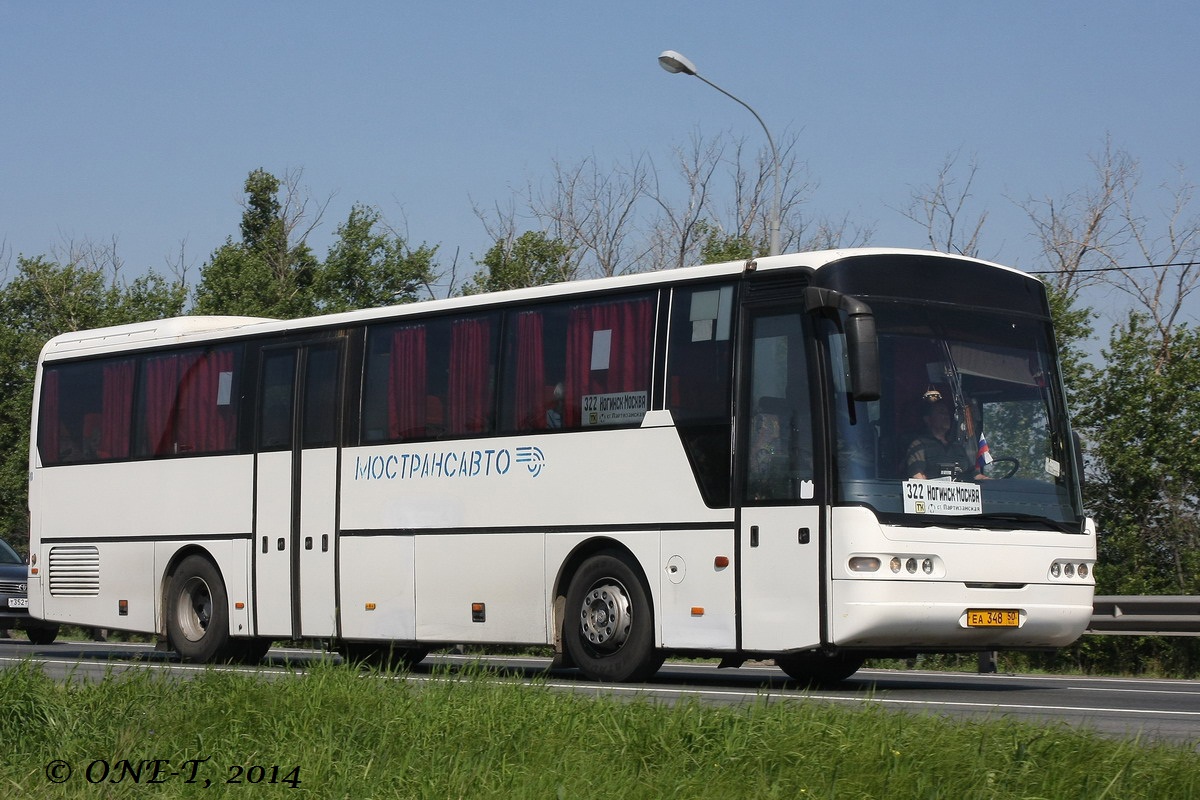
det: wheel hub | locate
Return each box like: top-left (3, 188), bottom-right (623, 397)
top-left (177, 576), bottom-right (212, 643)
top-left (580, 581), bottom-right (632, 652)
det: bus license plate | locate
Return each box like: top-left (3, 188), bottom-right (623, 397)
top-left (8, 597), bottom-right (28, 609)
top-left (967, 609), bottom-right (1019, 627)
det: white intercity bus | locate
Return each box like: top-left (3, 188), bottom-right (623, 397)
top-left (26, 249), bottom-right (1096, 682)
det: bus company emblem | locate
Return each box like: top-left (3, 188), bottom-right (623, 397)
top-left (353, 444), bottom-right (546, 482)
top-left (515, 445), bottom-right (545, 477)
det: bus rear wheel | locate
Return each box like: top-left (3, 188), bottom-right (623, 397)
top-left (23, 624), bottom-right (59, 645)
top-left (564, 551), bottom-right (662, 682)
top-left (165, 555), bottom-right (232, 663)
top-left (775, 651), bottom-right (865, 687)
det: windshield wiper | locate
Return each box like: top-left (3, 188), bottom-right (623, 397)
top-left (970, 513), bottom-right (1081, 533)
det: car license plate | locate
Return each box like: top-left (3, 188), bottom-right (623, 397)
top-left (7, 597), bottom-right (28, 609)
top-left (967, 609), bottom-right (1019, 627)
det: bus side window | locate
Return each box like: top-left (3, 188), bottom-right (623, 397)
top-left (563, 295), bottom-right (654, 429)
top-left (362, 314), bottom-right (499, 443)
top-left (445, 315), bottom-right (499, 436)
top-left (38, 359), bottom-right (135, 465)
top-left (666, 284), bottom-right (736, 507)
top-left (500, 308), bottom-right (568, 433)
top-left (500, 294), bottom-right (653, 433)
top-left (258, 351), bottom-right (295, 451)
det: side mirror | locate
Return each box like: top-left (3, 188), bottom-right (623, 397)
top-left (806, 287), bottom-right (881, 401)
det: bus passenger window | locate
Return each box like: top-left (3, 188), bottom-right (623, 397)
top-left (666, 284), bottom-right (736, 507)
top-left (362, 314), bottom-right (498, 443)
top-left (138, 346), bottom-right (241, 457)
top-left (500, 294), bottom-right (653, 433)
top-left (38, 359), bottom-right (135, 465)
top-left (500, 307), bottom-right (568, 433)
top-left (565, 295), bottom-right (654, 429)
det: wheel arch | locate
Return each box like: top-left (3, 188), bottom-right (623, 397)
top-left (157, 544), bottom-right (223, 638)
top-left (551, 536), bottom-right (658, 665)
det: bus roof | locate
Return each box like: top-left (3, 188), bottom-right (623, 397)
top-left (40, 316), bottom-right (276, 359)
top-left (37, 248), bottom-right (1026, 361)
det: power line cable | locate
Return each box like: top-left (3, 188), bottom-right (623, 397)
top-left (1026, 260), bottom-right (1196, 275)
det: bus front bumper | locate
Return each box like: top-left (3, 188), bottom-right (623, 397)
top-left (828, 579), bottom-right (1094, 650)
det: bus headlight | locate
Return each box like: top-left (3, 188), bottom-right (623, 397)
top-left (873, 555), bottom-right (940, 577)
top-left (1049, 560), bottom-right (1092, 581)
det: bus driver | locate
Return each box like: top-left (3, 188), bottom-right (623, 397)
top-left (904, 395), bottom-right (985, 481)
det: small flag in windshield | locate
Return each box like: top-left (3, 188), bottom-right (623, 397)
top-left (977, 433), bottom-right (994, 472)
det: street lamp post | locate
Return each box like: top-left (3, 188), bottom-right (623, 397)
top-left (657, 49), bottom-right (782, 257)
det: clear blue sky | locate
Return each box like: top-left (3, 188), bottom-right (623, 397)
top-left (1, 2), bottom-right (1196, 327)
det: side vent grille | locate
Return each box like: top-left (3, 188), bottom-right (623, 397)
top-left (48, 546), bottom-right (100, 597)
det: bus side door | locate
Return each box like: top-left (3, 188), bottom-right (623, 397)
top-left (253, 340), bottom-right (343, 639)
top-left (738, 309), bottom-right (823, 652)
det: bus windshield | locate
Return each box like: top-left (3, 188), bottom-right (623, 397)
top-left (830, 299), bottom-right (1084, 531)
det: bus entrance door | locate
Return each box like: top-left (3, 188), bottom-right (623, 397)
top-left (738, 506), bottom-right (822, 651)
top-left (737, 309), bottom-right (823, 653)
top-left (253, 341), bottom-right (344, 640)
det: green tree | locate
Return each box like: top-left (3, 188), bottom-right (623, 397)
top-left (1078, 315), bottom-right (1200, 596)
top-left (463, 231), bottom-right (571, 295)
top-left (316, 204), bottom-right (437, 313)
top-left (194, 169), bottom-right (321, 319)
top-left (695, 220), bottom-right (756, 264)
top-left (1043, 283), bottom-right (1096, 416)
top-left (0, 255), bottom-right (186, 540)
top-left (1044, 314), bottom-right (1200, 676)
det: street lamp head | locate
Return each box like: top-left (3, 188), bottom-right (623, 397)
top-left (657, 50), bottom-right (698, 76)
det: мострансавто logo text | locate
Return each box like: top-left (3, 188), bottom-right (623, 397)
top-left (353, 445), bottom-right (545, 481)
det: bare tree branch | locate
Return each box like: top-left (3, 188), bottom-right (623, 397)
top-left (897, 149), bottom-right (990, 259)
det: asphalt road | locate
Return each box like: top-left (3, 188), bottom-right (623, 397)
top-left (2, 637), bottom-right (1198, 749)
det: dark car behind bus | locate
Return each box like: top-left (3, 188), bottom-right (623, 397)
top-left (0, 538), bottom-right (58, 644)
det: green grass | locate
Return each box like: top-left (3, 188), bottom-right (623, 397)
top-left (1, 661), bottom-right (1197, 799)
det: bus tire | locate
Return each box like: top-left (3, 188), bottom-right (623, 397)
top-left (230, 637), bottom-right (273, 664)
top-left (24, 624), bottom-right (59, 645)
top-left (165, 555), bottom-right (232, 663)
top-left (564, 551), bottom-right (662, 682)
top-left (775, 651), bottom-right (865, 687)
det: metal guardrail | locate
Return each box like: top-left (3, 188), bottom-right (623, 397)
top-left (1088, 595), bottom-right (1200, 636)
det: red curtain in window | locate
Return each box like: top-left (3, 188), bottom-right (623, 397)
top-left (564, 298), bottom-right (653, 427)
top-left (512, 311), bottom-right (545, 430)
top-left (448, 318), bottom-right (493, 434)
top-left (175, 349), bottom-right (236, 453)
top-left (388, 325), bottom-right (427, 438)
top-left (100, 361), bottom-right (134, 459)
top-left (143, 354), bottom-right (183, 456)
top-left (38, 370), bottom-right (60, 464)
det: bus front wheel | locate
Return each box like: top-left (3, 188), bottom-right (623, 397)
top-left (775, 651), bottom-right (865, 687)
top-left (339, 641), bottom-right (429, 670)
top-left (564, 552), bottom-right (663, 682)
top-left (165, 555), bottom-right (232, 663)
